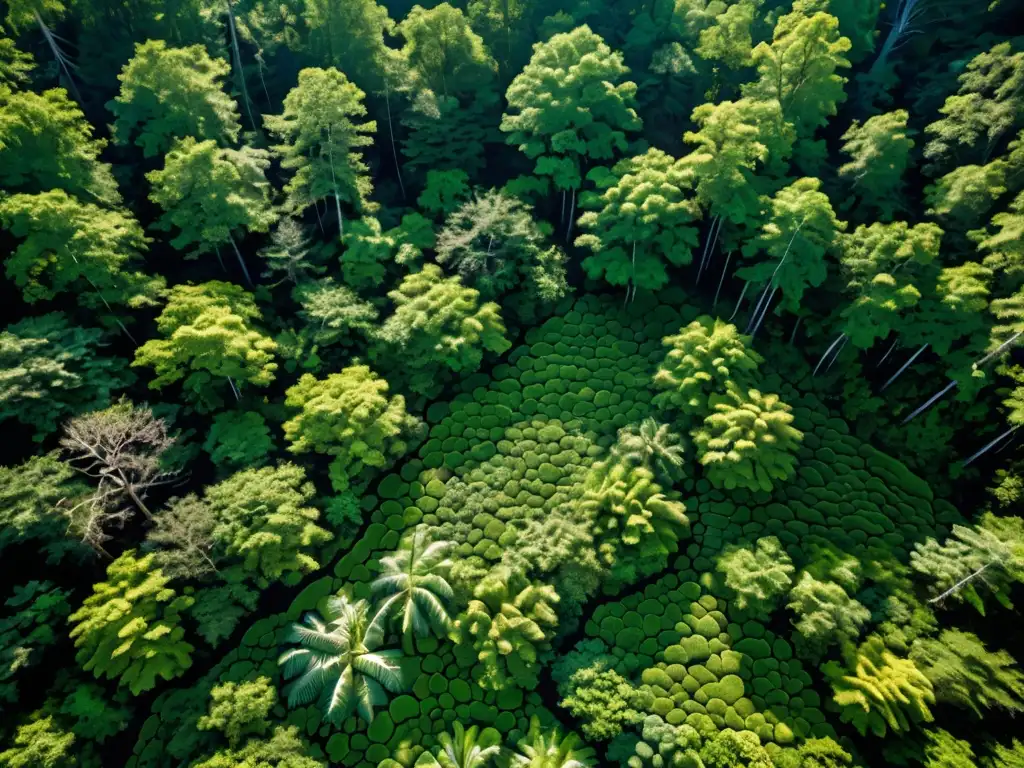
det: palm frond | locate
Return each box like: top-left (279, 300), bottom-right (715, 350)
top-left (355, 649), bottom-right (405, 692)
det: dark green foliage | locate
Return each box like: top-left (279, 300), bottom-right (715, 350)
top-left (0, 582), bottom-right (71, 709)
top-left (910, 630), bottom-right (1024, 717)
top-left (0, 313), bottom-right (132, 440)
top-left (0, 453), bottom-right (88, 562)
top-left (203, 411), bottom-right (275, 471)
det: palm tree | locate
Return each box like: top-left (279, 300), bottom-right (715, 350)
top-left (612, 418), bottom-right (686, 484)
top-left (421, 723), bottom-right (502, 768)
top-left (278, 595), bottom-right (403, 724)
top-left (370, 526), bottom-right (455, 653)
top-left (508, 717), bottom-right (595, 768)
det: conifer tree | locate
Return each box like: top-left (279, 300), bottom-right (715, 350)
top-left (839, 110), bottom-right (915, 220)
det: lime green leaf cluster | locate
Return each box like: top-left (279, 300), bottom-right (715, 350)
top-left (501, 25), bottom-right (641, 190)
top-left (109, 40), bottom-right (241, 157)
top-left (652, 316), bottom-right (763, 417)
top-left (265, 67), bottom-right (376, 217)
top-left (559, 661), bottom-right (652, 740)
top-left (716, 536), bottom-right (794, 614)
top-left (197, 676), bottom-right (276, 747)
top-left (838, 111), bottom-right (915, 220)
top-left (823, 636), bottom-right (934, 737)
top-left (205, 463), bottom-right (332, 584)
top-left (283, 365), bottom-right (423, 492)
top-left (146, 137), bottom-right (277, 256)
top-left (838, 221), bottom-right (943, 348)
top-left (68, 551), bottom-right (194, 695)
top-left (580, 462), bottom-right (689, 590)
top-left (787, 572), bottom-right (870, 659)
top-left (373, 264), bottom-right (511, 399)
top-left (575, 148), bottom-right (701, 291)
top-left (693, 387), bottom-right (803, 492)
top-left (737, 178), bottom-right (845, 315)
top-left (0, 189), bottom-right (163, 311)
top-left (191, 725), bottom-right (325, 768)
top-left (451, 567), bottom-right (559, 691)
top-left (0, 87), bottom-right (119, 204)
top-left (132, 281), bottom-right (277, 409)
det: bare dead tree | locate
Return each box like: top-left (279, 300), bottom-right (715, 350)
top-left (145, 494), bottom-right (219, 579)
top-left (60, 399), bottom-right (180, 521)
top-left (56, 492), bottom-right (132, 559)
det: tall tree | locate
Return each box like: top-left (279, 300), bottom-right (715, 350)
top-left (371, 264), bottom-right (510, 399)
top-left (0, 87), bottom-right (119, 205)
top-left (282, 365), bottom-right (423, 493)
top-left (575, 148), bottom-right (701, 295)
top-left (436, 189), bottom-right (568, 309)
top-left (68, 551), bottom-right (194, 695)
top-left (716, 536), bottom-right (795, 613)
top-left (501, 25), bottom-right (642, 211)
top-left (300, 0), bottom-right (394, 95)
top-left (60, 399), bottom-right (177, 521)
top-left (737, 177), bottom-right (846, 331)
top-left (147, 137), bottom-right (277, 286)
top-left (132, 281), bottom-right (277, 410)
top-left (0, 190), bottom-right (163, 318)
top-left (923, 42), bottom-right (1024, 175)
top-left (108, 40), bottom-right (241, 157)
top-left (397, 3), bottom-right (497, 99)
top-left (205, 462), bottom-right (332, 585)
top-left (910, 513), bottom-right (1024, 614)
top-left (265, 67), bottom-right (376, 229)
top-left (838, 110), bottom-right (915, 221)
top-left (0, 314), bottom-right (133, 441)
top-left (742, 1), bottom-right (852, 170)
top-left (835, 221), bottom-right (943, 351)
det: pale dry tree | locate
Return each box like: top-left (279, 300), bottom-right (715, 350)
top-left (60, 399), bottom-right (179, 520)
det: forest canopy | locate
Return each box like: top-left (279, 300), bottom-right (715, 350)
top-left (1, 2), bottom-right (1024, 768)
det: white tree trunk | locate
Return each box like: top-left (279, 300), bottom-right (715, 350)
top-left (902, 380), bottom-right (958, 425)
top-left (881, 343), bottom-right (929, 391)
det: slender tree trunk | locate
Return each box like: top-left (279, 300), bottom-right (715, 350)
top-left (878, 337), bottom-right (900, 367)
top-left (814, 333), bottom-right (847, 376)
top-left (963, 425), bottom-right (1019, 467)
top-left (214, 245), bottom-right (228, 274)
top-left (228, 233), bottom-right (254, 287)
top-left (973, 331), bottom-right (1023, 369)
top-left (335, 192), bottom-right (344, 236)
top-left (226, 0), bottom-right (258, 131)
top-left (881, 343), bottom-right (928, 391)
top-left (729, 281), bottom-right (750, 322)
top-left (75, 257), bottom-right (137, 343)
top-left (928, 559), bottom-right (1000, 605)
top-left (314, 200), bottom-right (325, 233)
top-left (788, 316), bottom-right (802, 346)
top-left (565, 187), bottom-right (576, 242)
top-left (750, 285), bottom-right (778, 338)
top-left (825, 335), bottom-right (848, 373)
top-left (35, 12), bottom-right (83, 105)
top-left (383, 86), bottom-right (407, 200)
top-left (696, 215), bottom-right (720, 285)
top-left (227, 376), bottom-right (241, 402)
top-left (903, 380), bottom-right (958, 424)
top-left (560, 189), bottom-right (566, 225)
top-left (713, 251), bottom-right (732, 309)
top-left (869, 0), bottom-right (922, 79)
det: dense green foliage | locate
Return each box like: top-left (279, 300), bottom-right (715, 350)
top-left (3, 2), bottom-right (1024, 768)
